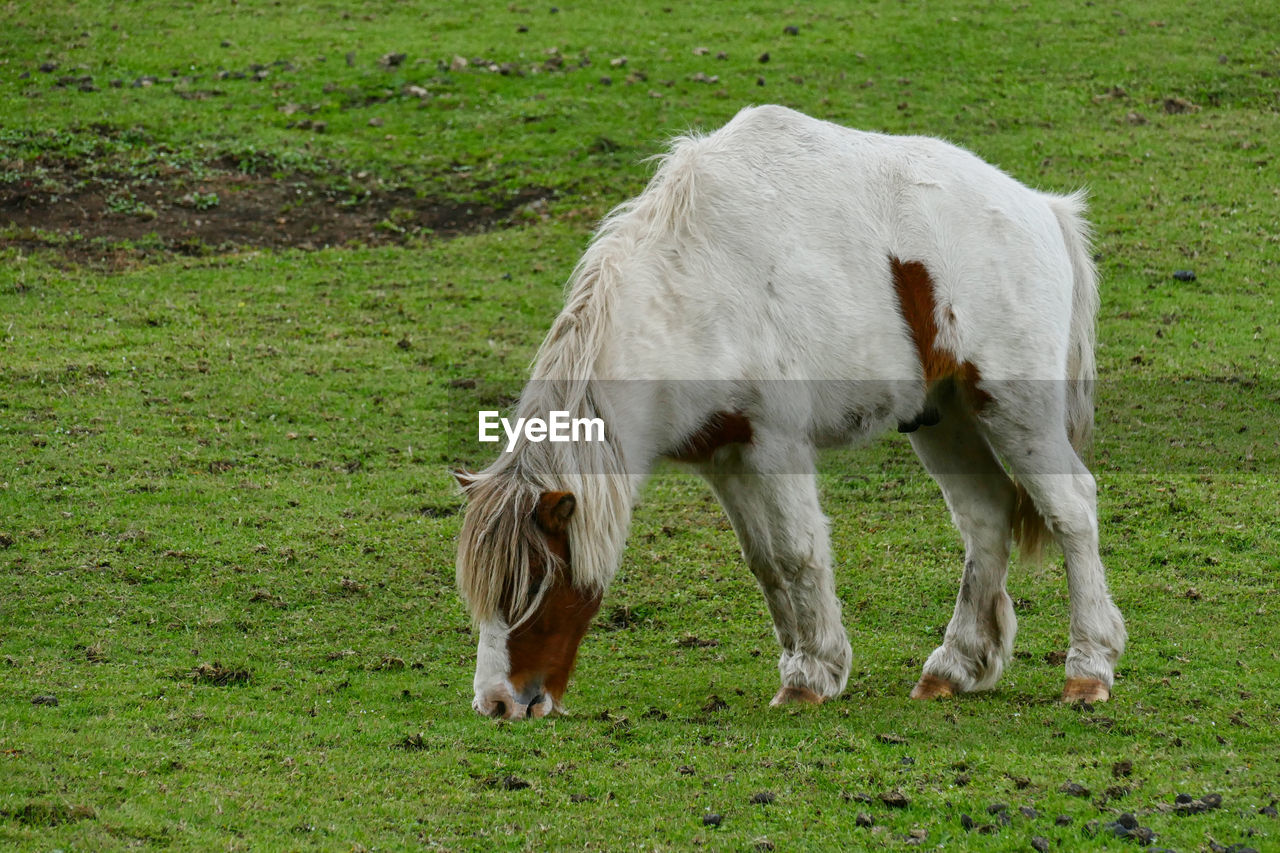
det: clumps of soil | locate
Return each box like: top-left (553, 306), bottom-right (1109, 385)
top-left (879, 790), bottom-right (910, 809)
top-left (483, 774), bottom-right (530, 791)
top-left (396, 732), bottom-right (429, 751)
top-left (0, 131), bottom-right (554, 263)
top-left (700, 694), bottom-right (729, 713)
top-left (1165, 792), bottom-right (1224, 815)
top-left (185, 662), bottom-right (251, 685)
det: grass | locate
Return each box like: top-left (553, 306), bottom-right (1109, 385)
top-left (2, 0), bottom-right (1279, 850)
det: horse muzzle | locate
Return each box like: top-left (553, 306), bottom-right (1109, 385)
top-left (473, 681), bottom-right (557, 720)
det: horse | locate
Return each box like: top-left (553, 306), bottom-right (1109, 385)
top-left (454, 105), bottom-right (1126, 720)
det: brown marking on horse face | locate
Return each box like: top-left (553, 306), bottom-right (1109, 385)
top-left (503, 491), bottom-right (602, 711)
top-left (889, 257), bottom-right (991, 411)
top-left (667, 411), bottom-right (753, 463)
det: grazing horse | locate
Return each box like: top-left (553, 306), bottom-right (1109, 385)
top-left (454, 105), bottom-right (1126, 720)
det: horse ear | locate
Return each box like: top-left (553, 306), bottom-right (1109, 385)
top-left (534, 491), bottom-right (576, 536)
top-left (453, 469), bottom-right (477, 492)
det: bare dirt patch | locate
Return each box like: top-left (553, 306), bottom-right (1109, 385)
top-left (1, 150), bottom-right (553, 262)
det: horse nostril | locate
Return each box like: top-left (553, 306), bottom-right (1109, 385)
top-left (525, 694), bottom-right (545, 718)
top-left (491, 701), bottom-right (507, 719)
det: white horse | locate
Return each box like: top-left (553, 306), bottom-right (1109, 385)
top-left (455, 105), bottom-right (1126, 720)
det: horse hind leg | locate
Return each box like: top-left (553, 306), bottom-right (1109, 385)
top-left (907, 380), bottom-right (1019, 699)
top-left (979, 395), bottom-right (1126, 703)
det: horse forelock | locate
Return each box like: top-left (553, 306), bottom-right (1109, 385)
top-left (456, 469), bottom-right (558, 627)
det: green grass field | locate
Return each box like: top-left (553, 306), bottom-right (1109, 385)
top-left (2, 1), bottom-right (1278, 850)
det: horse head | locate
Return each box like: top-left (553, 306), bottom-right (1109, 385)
top-left (456, 473), bottom-right (603, 719)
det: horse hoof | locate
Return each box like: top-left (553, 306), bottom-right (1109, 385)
top-left (1061, 677), bottom-right (1110, 704)
top-left (909, 673), bottom-right (958, 700)
top-left (770, 686), bottom-right (825, 707)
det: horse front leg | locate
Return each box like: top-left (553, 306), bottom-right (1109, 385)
top-left (701, 444), bottom-right (852, 706)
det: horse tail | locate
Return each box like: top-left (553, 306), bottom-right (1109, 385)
top-left (1013, 189), bottom-right (1099, 562)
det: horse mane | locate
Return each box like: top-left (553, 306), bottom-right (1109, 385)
top-left (456, 136), bottom-right (713, 625)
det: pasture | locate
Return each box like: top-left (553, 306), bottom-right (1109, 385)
top-left (2, 1), bottom-right (1278, 849)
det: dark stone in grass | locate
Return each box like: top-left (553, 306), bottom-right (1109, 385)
top-left (750, 791), bottom-right (776, 805)
top-left (758, 52), bottom-right (770, 63)
top-left (960, 814), bottom-right (974, 830)
top-left (879, 790), bottom-right (909, 809)
top-left (1115, 813), bottom-right (1138, 830)
top-left (987, 802), bottom-right (1008, 815)
top-left (569, 793), bottom-right (592, 803)
top-left (1020, 806), bottom-right (1038, 819)
top-left (784, 25), bottom-right (799, 35)
top-left (1173, 269), bottom-right (1197, 282)
top-left (1031, 837), bottom-right (1050, 853)
top-left (1055, 815), bottom-right (1072, 826)
top-left (0, 532), bottom-right (13, 548)
top-left (39, 61), bottom-right (58, 72)
top-left (1224, 846), bottom-right (1260, 853)
top-left (1112, 759), bottom-right (1134, 777)
top-left (954, 773), bottom-right (971, 786)
top-left (31, 694), bottom-right (58, 706)
top-left (702, 813), bottom-right (722, 827)
top-left (854, 812), bottom-right (873, 828)
top-left (1060, 781), bottom-right (1090, 797)
top-left (1260, 804), bottom-right (1278, 818)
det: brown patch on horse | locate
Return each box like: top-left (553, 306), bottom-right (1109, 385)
top-left (770, 685), bottom-right (825, 707)
top-left (890, 257), bottom-right (991, 412)
top-left (1061, 677), bottom-right (1110, 704)
top-left (505, 491), bottom-right (602, 707)
top-left (909, 672), bottom-right (959, 700)
top-left (667, 411), bottom-right (753, 463)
